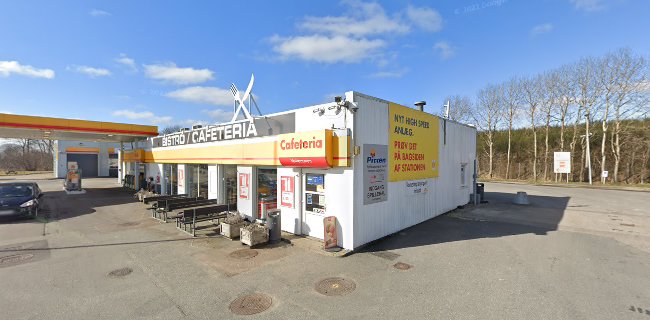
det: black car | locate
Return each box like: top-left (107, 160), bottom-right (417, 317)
top-left (0, 182), bottom-right (43, 219)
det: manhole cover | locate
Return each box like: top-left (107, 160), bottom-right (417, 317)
top-left (108, 267), bottom-right (133, 277)
top-left (229, 293), bottom-right (272, 315)
top-left (229, 249), bottom-right (259, 260)
top-left (118, 222), bottom-right (139, 227)
top-left (0, 253), bottom-right (34, 265)
top-left (315, 277), bottom-right (356, 296)
top-left (393, 262), bottom-right (413, 270)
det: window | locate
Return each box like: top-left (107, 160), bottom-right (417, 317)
top-left (305, 174), bottom-right (326, 214)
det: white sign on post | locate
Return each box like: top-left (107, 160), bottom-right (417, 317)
top-left (553, 152), bottom-right (571, 174)
top-left (602, 171), bottom-right (608, 178)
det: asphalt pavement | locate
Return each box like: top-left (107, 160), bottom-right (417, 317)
top-left (0, 176), bottom-right (648, 320)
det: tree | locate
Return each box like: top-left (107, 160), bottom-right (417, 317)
top-left (608, 49), bottom-right (648, 182)
top-left (574, 57), bottom-right (602, 184)
top-left (521, 75), bottom-right (543, 181)
top-left (502, 78), bottom-right (522, 179)
top-left (474, 84), bottom-right (503, 178)
top-left (160, 125), bottom-right (183, 135)
top-left (441, 95), bottom-right (473, 124)
top-left (541, 71), bottom-right (560, 181)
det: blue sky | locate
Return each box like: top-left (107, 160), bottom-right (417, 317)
top-left (1, 0), bottom-right (648, 129)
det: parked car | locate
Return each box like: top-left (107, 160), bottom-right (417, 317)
top-left (0, 182), bottom-right (42, 219)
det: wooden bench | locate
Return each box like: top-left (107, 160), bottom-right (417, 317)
top-left (150, 197), bottom-right (204, 219)
top-left (158, 199), bottom-right (220, 222)
top-left (175, 204), bottom-right (230, 236)
top-left (143, 194), bottom-right (189, 205)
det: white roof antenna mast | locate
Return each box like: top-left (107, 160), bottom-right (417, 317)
top-left (230, 74), bottom-right (255, 122)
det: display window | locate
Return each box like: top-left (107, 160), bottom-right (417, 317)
top-left (224, 165), bottom-right (237, 205)
top-left (257, 168), bottom-right (277, 216)
top-left (305, 173), bottom-right (326, 214)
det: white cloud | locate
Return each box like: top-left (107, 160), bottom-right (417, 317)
top-left (405, 5), bottom-right (443, 32)
top-left (0, 110), bottom-right (13, 114)
top-left (112, 110), bottom-right (172, 125)
top-left (201, 109), bottom-right (234, 123)
top-left (115, 53), bottom-right (137, 71)
top-left (570, 0), bottom-right (606, 12)
top-left (271, 35), bottom-right (385, 63)
top-left (530, 23), bottom-right (554, 36)
top-left (434, 41), bottom-right (455, 60)
top-left (182, 119), bottom-right (210, 127)
top-left (369, 69), bottom-right (408, 78)
top-left (299, 1), bottom-right (409, 37)
top-left (67, 65), bottom-right (111, 77)
top-left (268, 2), bottom-right (445, 64)
top-left (144, 63), bottom-right (214, 84)
top-left (89, 9), bottom-right (111, 17)
top-left (166, 86), bottom-right (232, 106)
top-left (0, 61), bottom-right (55, 79)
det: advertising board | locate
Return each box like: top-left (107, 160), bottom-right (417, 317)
top-left (388, 103), bottom-right (440, 182)
top-left (553, 152), bottom-right (571, 174)
top-left (363, 144), bottom-right (388, 204)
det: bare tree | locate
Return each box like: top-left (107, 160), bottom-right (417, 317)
top-left (441, 95), bottom-right (474, 124)
top-left (521, 75), bottom-right (543, 181)
top-left (609, 49), bottom-right (648, 182)
top-left (475, 84), bottom-right (503, 178)
top-left (541, 71), bottom-right (560, 181)
top-left (160, 125), bottom-right (183, 135)
top-left (574, 57), bottom-right (603, 184)
top-left (502, 78), bottom-right (522, 179)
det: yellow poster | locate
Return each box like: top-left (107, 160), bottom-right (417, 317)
top-left (388, 103), bottom-right (440, 181)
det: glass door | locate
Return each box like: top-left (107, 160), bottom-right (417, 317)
top-left (164, 164), bottom-right (178, 195)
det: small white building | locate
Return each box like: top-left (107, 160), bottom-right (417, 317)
top-left (120, 91), bottom-right (476, 250)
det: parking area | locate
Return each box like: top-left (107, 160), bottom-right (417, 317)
top-left (0, 176), bottom-right (649, 319)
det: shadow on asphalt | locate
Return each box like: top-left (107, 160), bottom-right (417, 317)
top-left (0, 237), bottom-right (216, 253)
top-left (358, 191), bottom-right (570, 253)
top-left (43, 187), bottom-right (138, 221)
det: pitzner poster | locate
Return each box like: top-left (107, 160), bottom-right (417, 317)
top-left (363, 144), bottom-right (388, 204)
top-left (388, 103), bottom-right (440, 182)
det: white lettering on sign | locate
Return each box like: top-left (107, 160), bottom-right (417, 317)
top-left (158, 121), bottom-right (259, 147)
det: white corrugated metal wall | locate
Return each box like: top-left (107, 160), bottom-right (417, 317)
top-left (351, 92), bottom-right (476, 249)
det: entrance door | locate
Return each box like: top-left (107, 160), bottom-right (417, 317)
top-left (164, 164), bottom-right (178, 195)
top-left (301, 172), bottom-right (326, 239)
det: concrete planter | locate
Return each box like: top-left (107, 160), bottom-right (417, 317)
top-left (240, 226), bottom-right (269, 247)
top-left (221, 222), bottom-right (245, 239)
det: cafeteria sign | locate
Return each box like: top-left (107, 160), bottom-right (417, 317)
top-left (388, 103), bottom-right (440, 182)
top-left (277, 130), bottom-right (333, 168)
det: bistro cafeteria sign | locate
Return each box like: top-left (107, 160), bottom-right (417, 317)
top-left (156, 121), bottom-right (257, 147)
top-left (152, 113), bottom-right (296, 148)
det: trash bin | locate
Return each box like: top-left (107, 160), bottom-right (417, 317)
top-left (267, 209), bottom-right (281, 244)
top-left (476, 183), bottom-right (485, 202)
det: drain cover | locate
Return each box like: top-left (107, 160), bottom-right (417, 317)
top-left (229, 293), bottom-right (272, 315)
top-left (393, 262), bottom-right (413, 270)
top-left (229, 249), bottom-right (259, 260)
top-left (315, 277), bottom-right (356, 296)
top-left (108, 267), bottom-right (133, 277)
top-left (0, 253), bottom-right (34, 265)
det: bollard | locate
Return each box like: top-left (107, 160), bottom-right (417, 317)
top-left (513, 191), bottom-right (530, 205)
